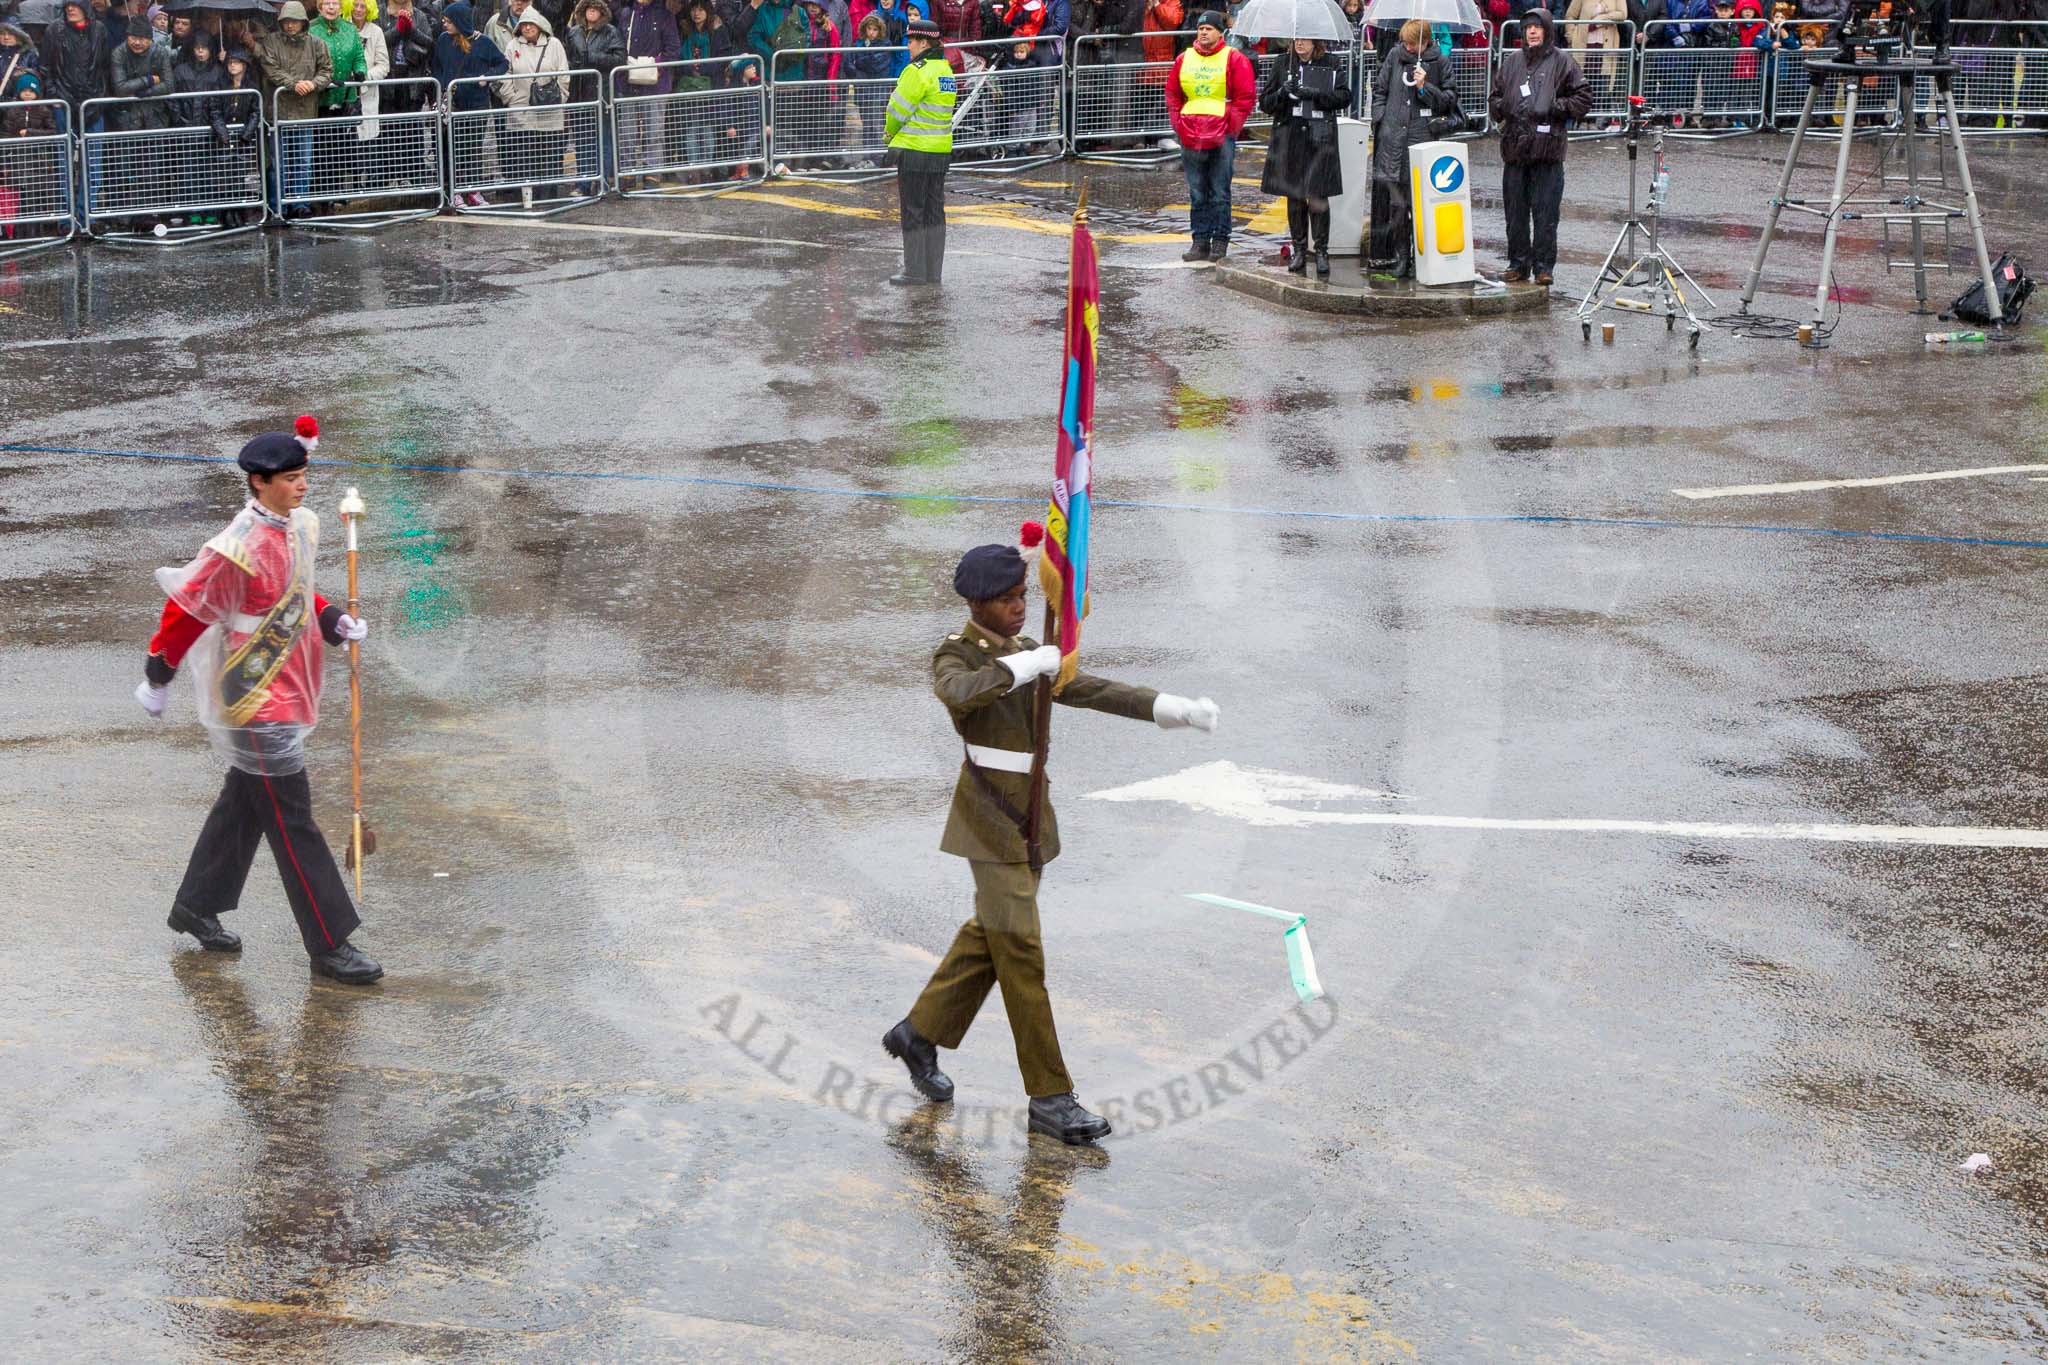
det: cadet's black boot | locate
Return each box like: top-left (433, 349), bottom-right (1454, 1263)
top-left (167, 903), bottom-right (241, 953)
top-left (311, 940), bottom-right (384, 984)
top-left (1028, 1091), bottom-right (1111, 1145)
top-left (1311, 209), bottom-right (1331, 278)
top-left (883, 1018), bottom-right (954, 1102)
top-left (1286, 200), bottom-right (1308, 274)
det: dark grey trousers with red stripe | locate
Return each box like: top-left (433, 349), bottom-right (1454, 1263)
top-left (173, 768), bottom-right (360, 956)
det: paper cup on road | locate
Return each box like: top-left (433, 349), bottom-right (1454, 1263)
top-left (1601, 322), bottom-right (1615, 345)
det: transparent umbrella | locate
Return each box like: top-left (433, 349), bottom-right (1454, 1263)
top-left (1228, 0), bottom-right (1359, 42)
top-left (1361, 0), bottom-right (1487, 32)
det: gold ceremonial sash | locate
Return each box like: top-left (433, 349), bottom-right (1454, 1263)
top-left (216, 521), bottom-right (314, 726)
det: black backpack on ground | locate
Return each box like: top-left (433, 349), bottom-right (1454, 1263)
top-left (1947, 253), bottom-right (2033, 327)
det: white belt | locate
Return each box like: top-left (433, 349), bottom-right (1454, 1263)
top-left (965, 743), bottom-right (1033, 774)
top-left (227, 612), bottom-right (265, 634)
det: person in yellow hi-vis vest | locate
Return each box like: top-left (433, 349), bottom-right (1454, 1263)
top-left (1164, 11), bottom-right (1256, 264)
top-left (885, 18), bottom-right (956, 287)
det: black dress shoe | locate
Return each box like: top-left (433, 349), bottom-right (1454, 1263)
top-left (1314, 249), bottom-right (1330, 279)
top-left (1028, 1091), bottom-right (1111, 1145)
top-left (310, 941), bottom-right (384, 984)
top-left (882, 1018), bottom-right (954, 1102)
top-left (167, 904), bottom-right (241, 953)
top-left (1286, 244), bottom-right (1307, 275)
top-left (887, 272), bottom-right (927, 287)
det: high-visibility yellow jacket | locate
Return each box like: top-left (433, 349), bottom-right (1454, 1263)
top-left (885, 54), bottom-right (955, 154)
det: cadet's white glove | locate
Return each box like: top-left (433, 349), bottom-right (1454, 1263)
top-left (336, 613), bottom-right (369, 642)
top-left (136, 681), bottom-right (168, 718)
top-left (1153, 693), bottom-right (1219, 732)
top-left (997, 644), bottom-right (1063, 691)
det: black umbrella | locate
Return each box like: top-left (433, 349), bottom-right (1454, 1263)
top-left (161, 0), bottom-right (282, 13)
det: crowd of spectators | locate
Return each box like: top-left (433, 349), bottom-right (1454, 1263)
top-left (0, 0), bottom-right (2043, 240)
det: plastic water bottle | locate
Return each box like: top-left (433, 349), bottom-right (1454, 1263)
top-left (1925, 330), bottom-right (1989, 344)
top-left (1652, 170), bottom-right (1669, 209)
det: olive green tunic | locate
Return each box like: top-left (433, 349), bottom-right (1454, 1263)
top-left (912, 617), bottom-right (1161, 1098)
top-left (934, 618), bottom-right (1159, 866)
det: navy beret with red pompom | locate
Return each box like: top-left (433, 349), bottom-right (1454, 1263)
top-left (236, 415), bottom-right (319, 475)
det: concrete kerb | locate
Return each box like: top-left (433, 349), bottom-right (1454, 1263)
top-left (1210, 256), bottom-right (1553, 318)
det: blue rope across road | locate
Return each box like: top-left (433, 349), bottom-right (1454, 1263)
top-left (5, 442), bottom-right (2046, 552)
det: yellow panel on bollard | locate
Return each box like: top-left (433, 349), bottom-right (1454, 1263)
top-left (1408, 140), bottom-right (1476, 286)
top-left (1434, 202), bottom-right (1465, 255)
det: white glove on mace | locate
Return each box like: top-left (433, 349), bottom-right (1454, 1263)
top-left (997, 644), bottom-right (1063, 691)
top-left (136, 681), bottom-right (168, 718)
top-left (336, 613), bottom-right (369, 642)
top-left (1153, 693), bottom-right (1219, 732)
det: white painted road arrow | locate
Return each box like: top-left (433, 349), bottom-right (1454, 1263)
top-left (1086, 761), bottom-right (2048, 850)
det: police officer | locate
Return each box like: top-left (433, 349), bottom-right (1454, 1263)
top-left (885, 17), bottom-right (954, 288)
top-left (881, 534), bottom-right (1220, 1144)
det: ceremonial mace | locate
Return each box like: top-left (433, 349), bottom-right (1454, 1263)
top-left (338, 487), bottom-right (376, 894)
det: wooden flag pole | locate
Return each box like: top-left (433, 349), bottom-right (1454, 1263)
top-left (338, 487), bottom-right (375, 895)
top-left (1024, 599), bottom-right (1055, 874)
top-left (1024, 188), bottom-right (1089, 876)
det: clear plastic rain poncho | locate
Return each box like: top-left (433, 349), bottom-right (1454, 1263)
top-left (155, 503), bottom-right (326, 775)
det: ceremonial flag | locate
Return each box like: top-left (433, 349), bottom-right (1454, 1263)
top-left (1039, 215), bottom-right (1098, 695)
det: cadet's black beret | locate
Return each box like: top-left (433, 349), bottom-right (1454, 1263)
top-left (237, 415), bottom-right (320, 476)
top-left (954, 544), bottom-right (1026, 601)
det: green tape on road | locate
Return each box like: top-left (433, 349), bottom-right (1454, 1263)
top-left (1185, 893), bottom-right (1327, 1003)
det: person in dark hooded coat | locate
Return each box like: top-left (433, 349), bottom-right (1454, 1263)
top-left (432, 0), bottom-right (507, 106)
top-left (1488, 6), bottom-right (1590, 284)
top-left (42, 0), bottom-right (107, 129)
top-left (169, 24), bottom-right (225, 118)
top-left (1256, 36), bottom-right (1349, 278)
top-left (1368, 17), bottom-right (1455, 275)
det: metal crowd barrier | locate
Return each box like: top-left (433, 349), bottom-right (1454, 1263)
top-left (1637, 21), bottom-right (1766, 133)
top-left (949, 36), bottom-right (1068, 172)
top-left (0, 120), bottom-right (74, 259)
top-left (80, 91), bottom-right (265, 244)
top-left (1914, 26), bottom-right (2048, 133)
top-left (1068, 29), bottom-right (1202, 163)
top-left (1550, 20), bottom-right (1635, 136)
top-left (766, 44), bottom-right (899, 181)
top-left (611, 55), bottom-right (769, 197)
top-left (447, 68), bottom-right (603, 217)
top-left (1358, 29), bottom-right (1493, 138)
top-left (273, 78), bottom-right (443, 229)
top-left (1769, 46), bottom-right (1903, 131)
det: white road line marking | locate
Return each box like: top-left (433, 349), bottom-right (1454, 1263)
top-left (1088, 761), bottom-right (2048, 849)
top-left (1673, 464), bottom-right (2048, 500)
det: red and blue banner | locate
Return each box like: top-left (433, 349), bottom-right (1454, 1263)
top-left (1039, 218), bottom-right (1098, 694)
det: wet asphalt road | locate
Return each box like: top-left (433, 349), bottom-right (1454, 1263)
top-left (3, 134), bottom-right (2048, 1360)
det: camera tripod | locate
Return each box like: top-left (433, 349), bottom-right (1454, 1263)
top-left (1574, 97), bottom-right (1711, 348)
top-left (1736, 14), bottom-right (2004, 343)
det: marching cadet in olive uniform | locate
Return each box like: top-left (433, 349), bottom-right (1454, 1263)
top-left (883, 538), bottom-right (1220, 1144)
top-left (885, 18), bottom-right (955, 288)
